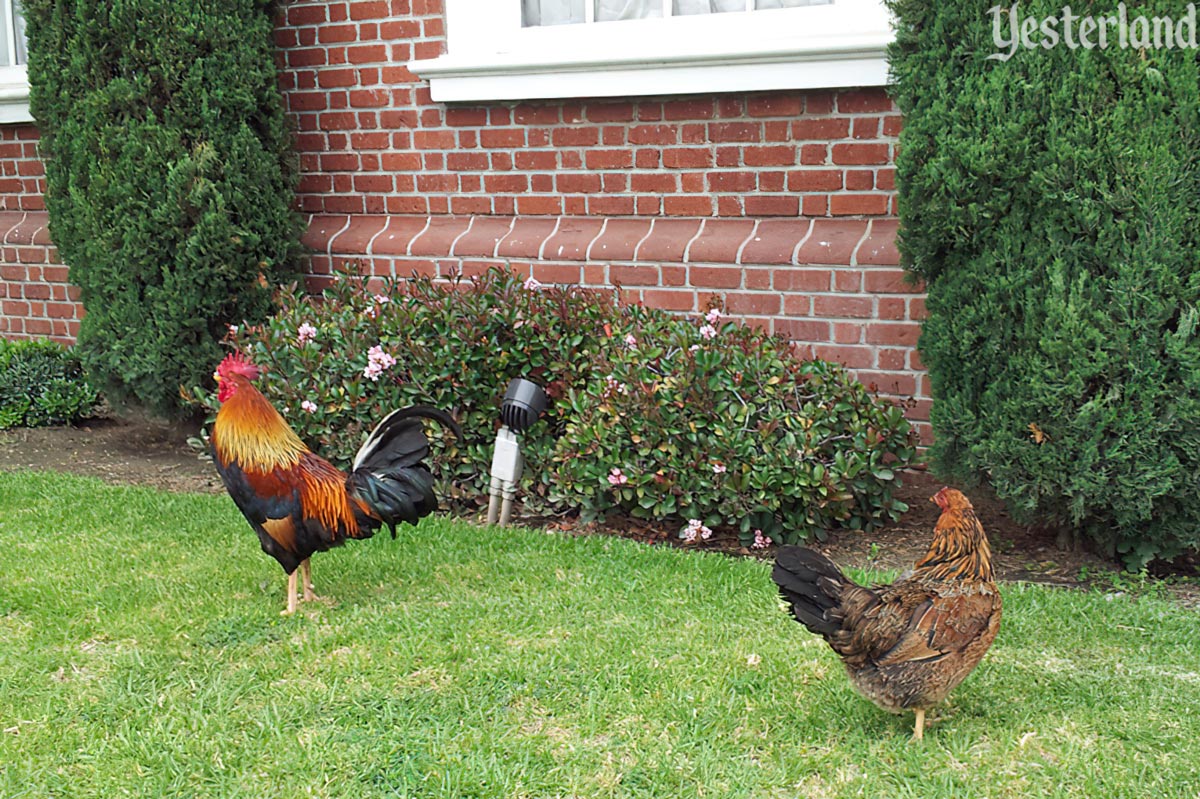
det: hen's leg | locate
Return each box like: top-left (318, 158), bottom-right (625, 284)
top-left (301, 558), bottom-right (318, 602)
top-left (282, 570), bottom-right (299, 616)
top-left (912, 708), bottom-right (925, 741)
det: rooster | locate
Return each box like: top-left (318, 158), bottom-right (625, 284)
top-left (211, 352), bottom-right (460, 615)
top-left (772, 487), bottom-right (1001, 740)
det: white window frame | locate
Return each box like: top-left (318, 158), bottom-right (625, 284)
top-left (409, 0), bottom-right (893, 102)
top-left (0, 0), bottom-right (31, 124)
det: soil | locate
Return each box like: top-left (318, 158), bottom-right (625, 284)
top-left (1, 415), bottom-right (1196, 606)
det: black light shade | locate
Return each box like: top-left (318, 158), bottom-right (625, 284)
top-left (501, 378), bottom-right (547, 434)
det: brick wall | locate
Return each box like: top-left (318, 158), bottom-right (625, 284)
top-left (0, 1), bottom-right (931, 440)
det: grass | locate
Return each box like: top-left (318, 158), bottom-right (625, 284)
top-left (1, 471), bottom-right (1199, 798)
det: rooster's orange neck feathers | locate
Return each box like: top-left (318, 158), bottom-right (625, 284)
top-left (213, 375), bottom-right (308, 472)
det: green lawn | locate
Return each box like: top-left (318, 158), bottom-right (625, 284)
top-left (1, 471), bottom-right (1198, 798)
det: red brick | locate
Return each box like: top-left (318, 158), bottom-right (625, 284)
top-left (362, 216), bottom-right (424, 257)
top-left (866, 322), bottom-right (921, 347)
top-left (629, 125), bottom-right (677, 145)
top-left (517, 196), bottom-right (563, 215)
top-left (532, 263), bottom-right (582, 284)
top-left (642, 289), bottom-right (697, 312)
top-left (744, 196), bottom-right (799, 217)
top-left (480, 129), bottom-right (526, 148)
top-left (844, 170), bottom-right (874, 191)
top-left (856, 219), bottom-right (901, 266)
top-left (743, 145), bottom-right (796, 167)
top-left (740, 219), bottom-right (809, 265)
top-left (814, 296), bottom-right (875, 319)
top-left (497, 217), bottom-right (558, 258)
top-left (408, 217), bottom-right (471, 257)
top-left (663, 148), bottom-right (712, 169)
top-left (636, 219), bottom-right (701, 262)
top-left (585, 150), bottom-right (633, 170)
top-left (748, 95), bottom-right (803, 117)
top-left (663, 99), bottom-right (715, 120)
top-left (591, 219), bottom-right (653, 261)
top-left (330, 216), bottom-right (388, 254)
top-left (610, 264), bottom-right (660, 286)
top-left (541, 218), bottom-right (604, 261)
top-left (708, 122), bottom-right (760, 143)
top-left (831, 143), bottom-right (890, 166)
top-left (774, 318), bottom-right (830, 342)
top-left (725, 292), bottom-right (781, 315)
top-left (707, 171), bottom-right (756, 193)
top-left (838, 89), bottom-right (894, 114)
top-left (788, 169), bottom-right (843, 192)
top-left (445, 107), bottom-right (488, 126)
top-left (774, 267), bottom-right (831, 292)
top-left (664, 197), bottom-right (714, 217)
top-left (815, 345), bottom-right (875, 369)
top-left (449, 216), bottom-right (513, 258)
top-left (556, 173), bottom-right (602, 193)
top-left (687, 219), bottom-right (755, 264)
top-left (852, 117), bottom-right (881, 139)
top-left (800, 144), bottom-right (828, 165)
top-left (586, 103), bottom-right (636, 123)
top-left (830, 194), bottom-right (890, 216)
top-left (796, 220), bottom-right (868, 266)
top-left (792, 118), bottom-right (851, 139)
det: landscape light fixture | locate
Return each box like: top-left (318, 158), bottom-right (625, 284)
top-left (487, 377), bottom-right (548, 526)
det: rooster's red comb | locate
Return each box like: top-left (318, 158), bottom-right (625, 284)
top-left (216, 351), bottom-right (260, 381)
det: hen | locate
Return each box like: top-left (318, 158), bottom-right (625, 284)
top-left (211, 352), bottom-right (460, 614)
top-left (772, 487), bottom-right (1001, 739)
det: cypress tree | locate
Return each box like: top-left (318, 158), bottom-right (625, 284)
top-left (24, 0), bottom-right (302, 415)
top-left (888, 0), bottom-right (1200, 566)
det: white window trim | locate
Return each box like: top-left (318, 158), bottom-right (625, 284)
top-left (0, 64), bottom-right (30, 123)
top-left (409, 0), bottom-right (892, 102)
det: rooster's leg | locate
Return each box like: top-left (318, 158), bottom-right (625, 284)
top-left (912, 708), bottom-right (925, 741)
top-left (282, 570), bottom-right (299, 616)
top-left (300, 558), bottom-right (319, 602)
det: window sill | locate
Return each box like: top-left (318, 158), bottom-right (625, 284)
top-left (410, 34), bottom-right (890, 102)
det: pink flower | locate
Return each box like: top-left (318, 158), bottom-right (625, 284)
top-left (227, 324), bottom-right (238, 336)
top-left (624, 333), bottom-right (638, 348)
top-left (301, 400), bottom-right (318, 413)
top-left (374, 294), bottom-right (389, 305)
top-left (705, 308), bottom-right (722, 324)
top-left (523, 276), bottom-right (543, 291)
top-left (712, 463), bottom-right (726, 475)
top-left (363, 344), bottom-right (397, 381)
top-left (689, 344), bottom-right (701, 352)
top-left (699, 324), bottom-right (717, 340)
top-left (607, 467), bottom-right (628, 486)
top-left (752, 529), bottom-right (771, 550)
top-left (682, 519), bottom-right (713, 543)
top-left (297, 322), bottom-right (317, 345)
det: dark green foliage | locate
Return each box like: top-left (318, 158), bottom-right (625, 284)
top-left (198, 269), bottom-right (916, 541)
top-left (888, 0), bottom-right (1200, 566)
top-left (23, 0), bottom-right (302, 416)
top-left (0, 339), bottom-right (97, 428)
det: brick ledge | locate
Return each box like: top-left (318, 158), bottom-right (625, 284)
top-left (302, 213), bottom-right (902, 268)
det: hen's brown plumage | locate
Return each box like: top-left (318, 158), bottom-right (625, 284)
top-left (772, 488), bottom-right (1001, 740)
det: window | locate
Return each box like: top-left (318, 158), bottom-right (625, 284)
top-left (409, 0), bottom-right (891, 102)
top-left (0, 0), bottom-right (30, 124)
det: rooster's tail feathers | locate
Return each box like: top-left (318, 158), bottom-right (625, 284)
top-left (348, 465), bottom-right (436, 536)
top-left (349, 405), bottom-right (459, 534)
top-left (352, 406), bottom-right (461, 472)
top-left (772, 546), bottom-right (850, 639)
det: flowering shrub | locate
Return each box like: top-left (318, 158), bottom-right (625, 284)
top-left (198, 267), bottom-right (917, 542)
top-left (550, 306), bottom-right (917, 545)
